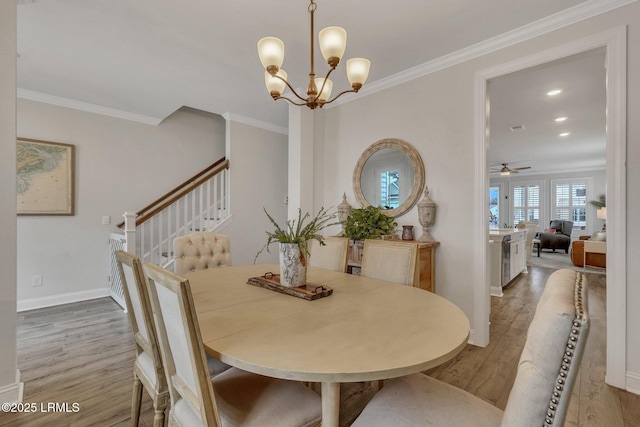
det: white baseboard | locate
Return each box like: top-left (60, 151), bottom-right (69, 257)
top-left (0, 370), bottom-right (23, 403)
top-left (626, 371), bottom-right (640, 395)
top-left (17, 288), bottom-right (110, 312)
top-left (490, 285), bottom-right (503, 297)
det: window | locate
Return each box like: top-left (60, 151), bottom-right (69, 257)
top-left (552, 179), bottom-right (590, 231)
top-left (380, 170), bottom-right (400, 209)
top-left (512, 183), bottom-right (540, 226)
top-left (489, 186), bottom-right (500, 228)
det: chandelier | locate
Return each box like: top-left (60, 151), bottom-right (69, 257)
top-left (257, 0), bottom-right (370, 109)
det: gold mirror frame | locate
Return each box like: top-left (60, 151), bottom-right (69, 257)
top-left (353, 138), bottom-right (425, 218)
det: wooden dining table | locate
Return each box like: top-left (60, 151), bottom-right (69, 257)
top-left (185, 264), bottom-right (470, 427)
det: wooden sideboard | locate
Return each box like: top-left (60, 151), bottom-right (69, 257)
top-left (347, 239), bottom-right (440, 292)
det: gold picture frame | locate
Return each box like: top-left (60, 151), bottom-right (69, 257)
top-left (17, 138), bottom-right (75, 216)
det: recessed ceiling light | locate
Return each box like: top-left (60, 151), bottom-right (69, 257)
top-left (547, 89), bottom-right (563, 96)
top-left (559, 132), bottom-right (571, 137)
top-left (554, 116), bottom-right (568, 122)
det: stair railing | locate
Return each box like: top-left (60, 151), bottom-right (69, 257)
top-left (111, 157), bottom-right (230, 292)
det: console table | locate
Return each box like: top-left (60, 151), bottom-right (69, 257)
top-left (347, 239), bottom-right (440, 292)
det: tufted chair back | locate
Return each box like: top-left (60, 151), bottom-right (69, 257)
top-left (173, 232), bottom-right (232, 275)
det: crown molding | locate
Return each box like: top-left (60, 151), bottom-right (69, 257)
top-left (17, 89), bottom-right (163, 125)
top-left (222, 112), bottom-right (288, 135)
top-left (329, 0), bottom-right (637, 108)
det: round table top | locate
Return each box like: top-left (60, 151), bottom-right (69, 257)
top-left (186, 264), bottom-right (470, 383)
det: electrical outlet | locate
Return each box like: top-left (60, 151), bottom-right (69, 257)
top-left (32, 275), bottom-right (43, 287)
top-left (102, 215), bottom-right (111, 225)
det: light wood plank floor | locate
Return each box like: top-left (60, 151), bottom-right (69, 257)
top-left (0, 266), bottom-right (638, 426)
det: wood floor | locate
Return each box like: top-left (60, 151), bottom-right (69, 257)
top-left (1, 266), bottom-right (638, 426)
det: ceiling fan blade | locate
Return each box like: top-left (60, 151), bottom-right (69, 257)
top-left (511, 166), bottom-right (531, 171)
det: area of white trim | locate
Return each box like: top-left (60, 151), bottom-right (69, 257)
top-left (17, 89), bottom-right (163, 125)
top-left (330, 0), bottom-right (636, 108)
top-left (222, 112), bottom-right (288, 135)
top-left (472, 61), bottom-right (491, 347)
top-left (626, 371), bottom-right (640, 395)
top-left (474, 26), bottom-right (627, 388)
top-left (0, 370), bottom-right (23, 403)
top-left (17, 288), bottom-right (110, 312)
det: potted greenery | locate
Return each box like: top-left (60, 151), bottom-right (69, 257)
top-left (342, 206), bottom-right (397, 242)
top-left (342, 206), bottom-right (398, 267)
top-left (255, 207), bottom-right (337, 287)
top-left (590, 194), bottom-right (606, 208)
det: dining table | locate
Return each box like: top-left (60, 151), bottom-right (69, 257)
top-left (185, 264), bottom-right (470, 427)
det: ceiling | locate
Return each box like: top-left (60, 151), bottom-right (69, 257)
top-left (489, 49), bottom-right (606, 177)
top-left (16, 0), bottom-right (607, 174)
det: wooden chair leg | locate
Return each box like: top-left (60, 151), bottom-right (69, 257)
top-left (131, 376), bottom-right (143, 427)
top-left (152, 406), bottom-right (165, 427)
top-left (153, 393), bottom-right (169, 427)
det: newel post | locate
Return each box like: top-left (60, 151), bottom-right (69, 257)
top-left (123, 211), bottom-right (137, 255)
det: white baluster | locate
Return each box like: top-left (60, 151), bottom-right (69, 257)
top-left (123, 211), bottom-right (137, 255)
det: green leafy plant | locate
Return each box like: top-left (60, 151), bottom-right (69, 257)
top-left (342, 206), bottom-right (398, 242)
top-left (590, 194), bottom-right (606, 208)
top-left (254, 207), bottom-right (338, 263)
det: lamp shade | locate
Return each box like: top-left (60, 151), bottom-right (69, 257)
top-left (597, 207), bottom-right (607, 220)
top-left (319, 26), bottom-right (347, 62)
top-left (265, 69), bottom-right (287, 96)
top-left (346, 58), bottom-right (370, 87)
top-left (258, 37), bottom-right (285, 69)
top-left (314, 78), bottom-right (333, 102)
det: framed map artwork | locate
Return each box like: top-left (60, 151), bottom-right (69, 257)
top-left (17, 138), bottom-right (75, 216)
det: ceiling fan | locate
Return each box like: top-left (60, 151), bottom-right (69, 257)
top-left (490, 163), bottom-right (531, 176)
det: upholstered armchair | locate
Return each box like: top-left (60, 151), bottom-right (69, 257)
top-left (538, 220), bottom-right (573, 254)
top-left (571, 232), bottom-right (606, 268)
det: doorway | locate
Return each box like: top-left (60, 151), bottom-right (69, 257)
top-left (473, 27), bottom-right (627, 388)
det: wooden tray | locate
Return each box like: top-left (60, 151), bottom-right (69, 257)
top-left (247, 275), bottom-right (333, 300)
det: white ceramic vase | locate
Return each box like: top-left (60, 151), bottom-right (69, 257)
top-left (279, 242), bottom-right (307, 287)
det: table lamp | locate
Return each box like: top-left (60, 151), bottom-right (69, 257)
top-left (597, 207), bottom-right (606, 231)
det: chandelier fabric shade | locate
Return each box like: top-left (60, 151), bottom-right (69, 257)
top-left (257, 0), bottom-right (370, 109)
top-left (346, 58), bottom-right (371, 88)
top-left (265, 70), bottom-right (287, 97)
top-left (318, 26), bottom-right (347, 64)
top-left (257, 37), bottom-right (285, 70)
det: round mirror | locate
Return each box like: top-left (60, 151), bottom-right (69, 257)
top-left (353, 138), bottom-right (425, 218)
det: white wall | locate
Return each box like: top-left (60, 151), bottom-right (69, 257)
top-left (316, 3), bottom-right (640, 390)
top-left (16, 102), bottom-right (225, 309)
top-left (224, 119), bottom-right (288, 265)
top-left (0, 0), bottom-right (21, 402)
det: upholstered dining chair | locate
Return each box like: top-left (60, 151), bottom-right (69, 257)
top-left (173, 232), bottom-right (231, 275)
top-left (517, 220), bottom-right (538, 259)
top-left (143, 263), bottom-right (323, 427)
top-left (115, 250), bottom-right (168, 427)
top-left (308, 236), bottom-right (349, 272)
top-left (352, 268), bottom-right (590, 427)
top-left (361, 239), bottom-right (418, 286)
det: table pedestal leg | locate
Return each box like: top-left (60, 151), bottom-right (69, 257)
top-left (321, 382), bottom-right (340, 427)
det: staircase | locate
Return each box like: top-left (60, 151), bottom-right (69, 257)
top-left (109, 157), bottom-right (230, 308)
